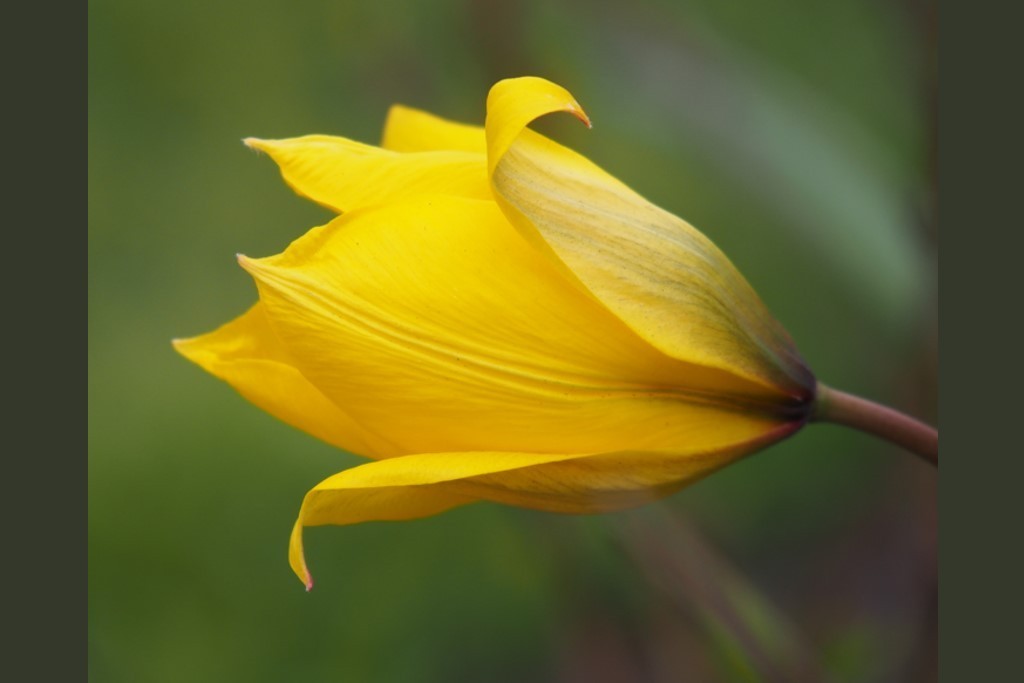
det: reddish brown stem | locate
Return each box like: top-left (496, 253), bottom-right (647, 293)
top-left (813, 384), bottom-right (937, 466)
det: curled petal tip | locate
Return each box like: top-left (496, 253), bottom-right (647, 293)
top-left (486, 76), bottom-right (595, 174)
top-left (305, 576), bottom-right (314, 592)
top-left (568, 103), bottom-right (592, 129)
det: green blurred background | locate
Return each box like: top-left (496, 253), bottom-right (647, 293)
top-left (89, 0), bottom-right (937, 681)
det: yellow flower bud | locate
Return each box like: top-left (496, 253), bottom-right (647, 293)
top-left (174, 77), bottom-right (815, 588)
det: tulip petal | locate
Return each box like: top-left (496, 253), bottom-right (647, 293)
top-left (485, 77), bottom-right (814, 402)
top-left (173, 304), bottom-right (394, 458)
top-left (244, 135), bottom-right (489, 213)
top-left (485, 76), bottom-right (591, 176)
top-left (290, 425), bottom-right (795, 588)
top-left (240, 194), bottom-right (792, 462)
top-left (381, 104), bottom-right (486, 154)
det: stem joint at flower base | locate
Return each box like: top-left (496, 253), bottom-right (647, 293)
top-left (812, 383), bottom-right (938, 466)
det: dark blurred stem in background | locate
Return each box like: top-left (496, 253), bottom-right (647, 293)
top-left (813, 383), bottom-right (938, 465)
top-left (614, 508), bottom-right (834, 683)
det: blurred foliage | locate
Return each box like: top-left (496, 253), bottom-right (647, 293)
top-left (89, 0), bottom-right (936, 681)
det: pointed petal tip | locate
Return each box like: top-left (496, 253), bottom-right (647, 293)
top-left (243, 137), bottom-right (268, 153)
top-left (569, 104), bottom-right (592, 129)
top-left (170, 334), bottom-right (210, 367)
top-left (236, 253), bottom-right (274, 279)
top-left (171, 335), bottom-right (199, 358)
top-left (236, 253), bottom-right (267, 280)
top-left (171, 332), bottom-right (214, 366)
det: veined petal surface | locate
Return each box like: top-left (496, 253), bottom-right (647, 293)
top-left (290, 426), bottom-right (795, 588)
top-left (485, 77), bottom-right (815, 402)
top-left (173, 304), bottom-right (391, 457)
top-left (241, 194), bottom-right (791, 460)
top-left (245, 135), bottom-right (488, 213)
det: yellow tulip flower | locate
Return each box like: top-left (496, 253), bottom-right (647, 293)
top-left (174, 77), bottom-right (819, 589)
